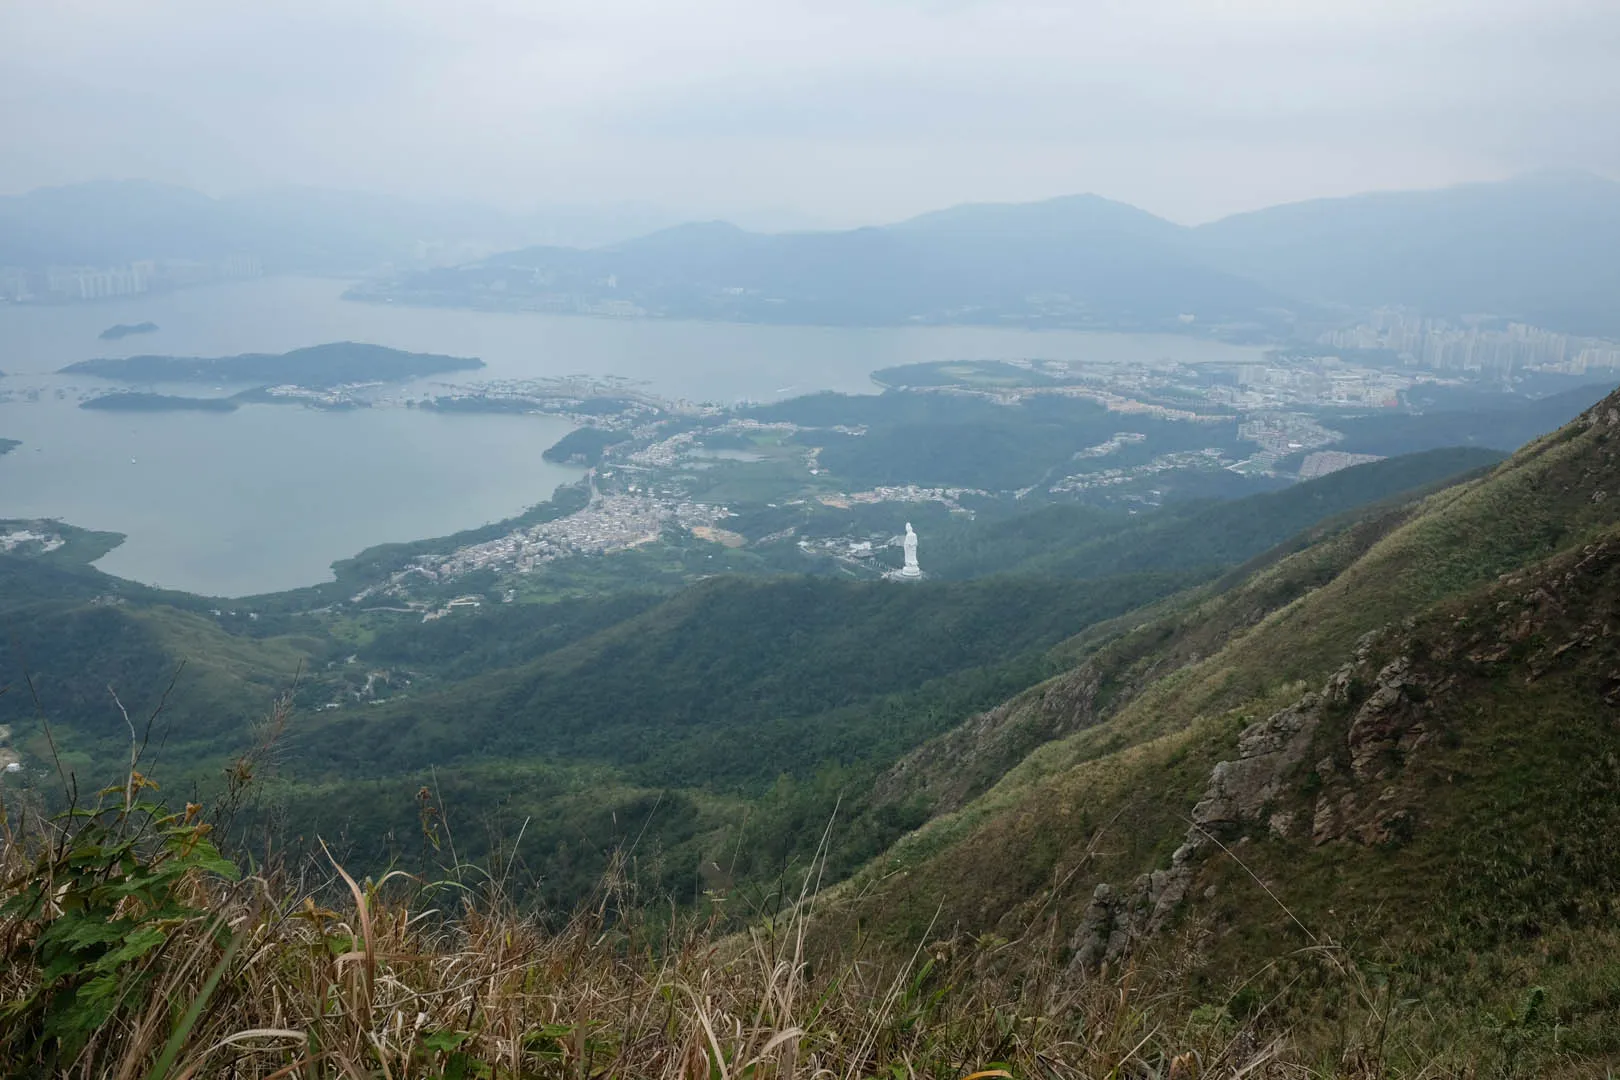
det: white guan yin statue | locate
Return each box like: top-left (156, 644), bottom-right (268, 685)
top-left (899, 522), bottom-right (922, 578)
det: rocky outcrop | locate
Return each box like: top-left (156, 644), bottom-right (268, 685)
top-left (1070, 854), bottom-right (1199, 970)
top-left (1191, 693), bottom-right (1327, 834)
top-left (1067, 627), bottom-right (1451, 972)
top-left (1345, 656), bottom-right (1433, 781)
top-left (1067, 678), bottom-right (1341, 972)
top-left (1066, 526), bottom-right (1620, 973)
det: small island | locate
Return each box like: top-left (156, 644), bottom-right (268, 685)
top-left (98, 321), bottom-right (160, 341)
top-left (0, 437), bottom-right (18, 456)
top-left (81, 392), bottom-right (238, 413)
top-left (60, 341), bottom-right (484, 388)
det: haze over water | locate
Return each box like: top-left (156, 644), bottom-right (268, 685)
top-left (0, 277), bottom-right (1266, 596)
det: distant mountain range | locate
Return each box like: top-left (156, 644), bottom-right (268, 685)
top-left (356, 172), bottom-right (1620, 337)
top-left (7, 174), bottom-right (1620, 337)
top-left (363, 194), bottom-right (1288, 332)
top-left (1191, 171), bottom-right (1620, 337)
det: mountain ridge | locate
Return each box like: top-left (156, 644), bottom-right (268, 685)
top-left (357, 171), bottom-right (1620, 334)
top-left (15, 172), bottom-right (1620, 335)
top-left (1191, 171), bottom-right (1620, 334)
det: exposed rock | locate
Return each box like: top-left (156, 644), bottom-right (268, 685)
top-left (1192, 693), bottom-right (1326, 833)
top-left (1072, 683), bottom-right (1342, 972)
top-left (1346, 656), bottom-right (1429, 780)
top-left (1072, 645), bottom-right (1448, 970)
top-left (1068, 859), bottom-right (1195, 972)
top-left (1071, 883), bottom-right (1131, 971)
top-left (1359, 808), bottom-right (1413, 846)
top-left (1268, 810), bottom-right (1298, 838)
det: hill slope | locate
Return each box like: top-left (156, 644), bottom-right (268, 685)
top-left (822, 385), bottom-right (1620, 1061)
top-left (2, 439), bottom-right (1502, 922)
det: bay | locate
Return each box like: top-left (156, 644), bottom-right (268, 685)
top-left (0, 277), bottom-right (1267, 596)
top-left (0, 395), bottom-right (582, 597)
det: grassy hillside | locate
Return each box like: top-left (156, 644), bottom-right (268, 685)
top-left (816, 386), bottom-right (1620, 1068)
top-left (0, 537), bottom-right (316, 776)
top-left (0, 783), bottom-right (1363, 1078)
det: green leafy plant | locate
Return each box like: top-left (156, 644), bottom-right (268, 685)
top-left (0, 775), bottom-right (239, 1068)
top-left (1485, 985), bottom-right (1553, 1079)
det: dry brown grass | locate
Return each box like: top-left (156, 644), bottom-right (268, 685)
top-left (0, 701), bottom-right (1436, 1080)
top-left (0, 794), bottom-right (1362, 1080)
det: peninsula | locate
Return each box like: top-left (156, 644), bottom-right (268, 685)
top-left (98, 321), bottom-right (159, 341)
top-left (0, 438), bottom-right (18, 456)
top-left (60, 341), bottom-right (483, 388)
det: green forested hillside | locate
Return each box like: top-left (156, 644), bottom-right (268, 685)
top-left (269, 570), bottom-right (1193, 904)
top-left (922, 445), bottom-right (1502, 578)
top-left (1312, 382), bottom-right (1617, 457)
top-left (263, 450), bottom-right (1503, 894)
top-left (0, 444), bottom-right (1498, 917)
top-left (750, 390), bottom-right (1241, 491)
top-left (332, 574), bottom-right (1184, 776)
top-left (0, 528), bottom-right (309, 766)
top-left (9, 396), bottom-right (1620, 1067)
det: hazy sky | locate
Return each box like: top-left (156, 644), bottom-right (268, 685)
top-left (3, 0), bottom-right (1617, 225)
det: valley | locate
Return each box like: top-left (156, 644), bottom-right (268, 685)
top-left (10, 6), bottom-right (1620, 1071)
top-left (7, 179), bottom-right (1620, 1074)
